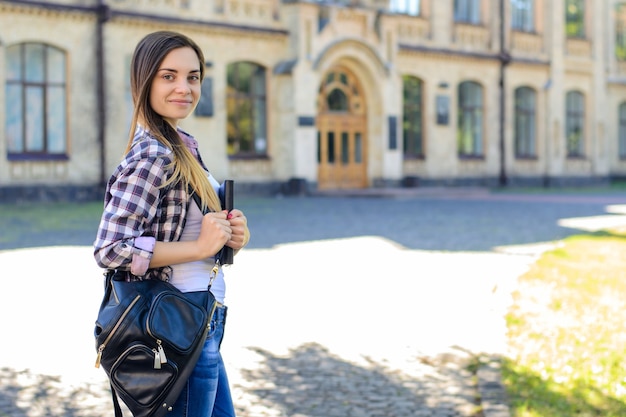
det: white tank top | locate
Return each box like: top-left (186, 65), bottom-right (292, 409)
top-left (169, 178), bottom-right (226, 303)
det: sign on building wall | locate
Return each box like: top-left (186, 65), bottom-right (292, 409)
top-left (195, 77), bottom-right (213, 117)
top-left (388, 116), bottom-right (397, 149)
top-left (436, 95), bottom-right (449, 125)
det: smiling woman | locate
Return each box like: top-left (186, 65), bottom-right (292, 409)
top-left (149, 47), bottom-right (202, 126)
top-left (93, 30), bottom-right (250, 417)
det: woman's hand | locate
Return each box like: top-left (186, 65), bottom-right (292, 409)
top-left (150, 210), bottom-right (231, 268)
top-left (197, 210), bottom-right (232, 258)
top-left (225, 209), bottom-right (249, 250)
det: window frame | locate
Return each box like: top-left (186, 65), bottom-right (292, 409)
top-left (616, 3), bottom-right (626, 61)
top-left (389, 0), bottom-right (421, 16)
top-left (457, 81), bottom-right (484, 158)
top-left (565, 0), bottom-right (585, 39)
top-left (619, 102), bottom-right (626, 160)
top-left (226, 61), bottom-right (268, 158)
top-left (565, 90), bottom-right (585, 158)
top-left (5, 42), bottom-right (68, 161)
top-left (514, 87), bottom-right (537, 158)
top-left (402, 75), bottom-right (424, 159)
top-left (511, 0), bottom-right (535, 32)
top-left (454, 0), bottom-right (481, 24)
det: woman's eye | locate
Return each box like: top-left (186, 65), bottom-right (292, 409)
top-left (162, 74), bottom-right (174, 80)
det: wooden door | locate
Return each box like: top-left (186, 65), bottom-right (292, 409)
top-left (317, 67), bottom-right (367, 190)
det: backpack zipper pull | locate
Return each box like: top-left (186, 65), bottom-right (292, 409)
top-left (95, 345), bottom-right (104, 368)
top-left (153, 348), bottom-right (161, 369)
top-left (157, 340), bottom-right (168, 364)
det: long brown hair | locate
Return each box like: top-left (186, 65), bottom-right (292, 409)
top-left (126, 30), bottom-right (220, 212)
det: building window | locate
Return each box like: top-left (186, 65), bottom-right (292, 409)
top-left (226, 62), bottom-right (267, 157)
top-left (390, 0), bottom-right (420, 16)
top-left (511, 0), bottom-right (534, 32)
top-left (5, 43), bottom-right (67, 159)
top-left (402, 76), bottom-right (424, 158)
top-left (457, 81), bottom-right (484, 157)
top-left (327, 88), bottom-right (349, 111)
top-left (619, 103), bottom-right (626, 159)
top-left (514, 87), bottom-right (537, 158)
top-left (565, 0), bottom-right (585, 38)
top-left (454, 0), bottom-right (480, 24)
top-left (616, 3), bottom-right (626, 61)
top-left (565, 91), bottom-right (585, 157)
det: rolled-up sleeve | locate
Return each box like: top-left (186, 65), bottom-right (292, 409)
top-left (131, 236), bottom-right (156, 276)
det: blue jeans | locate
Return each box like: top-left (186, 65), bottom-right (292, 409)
top-left (170, 305), bottom-right (236, 417)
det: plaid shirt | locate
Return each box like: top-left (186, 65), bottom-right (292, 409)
top-left (93, 127), bottom-right (202, 281)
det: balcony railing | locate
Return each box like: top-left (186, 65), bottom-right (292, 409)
top-left (454, 23), bottom-right (490, 51)
top-left (395, 14), bottom-right (430, 44)
top-left (511, 31), bottom-right (544, 55)
top-left (215, 0), bottom-right (280, 24)
top-left (566, 38), bottom-right (591, 58)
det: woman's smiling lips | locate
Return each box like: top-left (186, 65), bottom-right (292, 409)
top-left (170, 99), bottom-right (192, 106)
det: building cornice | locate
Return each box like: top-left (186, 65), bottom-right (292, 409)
top-left (0, 0), bottom-right (289, 37)
top-left (399, 43), bottom-right (549, 67)
top-left (0, 0), bottom-right (92, 12)
top-left (108, 9), bottom-right (289, 37)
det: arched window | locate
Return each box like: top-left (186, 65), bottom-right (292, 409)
top-left (317, 68), bottom-right (364, 116)
top-left (402, 75), bottom-right (424, 158)
top-left (5, 43), bottom-right (67, 159)
top-left (226, 62), bottom-right (267, 156)
top-left (565, 90), bottom-right (585, 157)
top-left (327, 89), bottom-right (349, 111)
top-left (457, 81), bottom-right (484, 157)
top-left (514, 87), bottom-right (537, 158)
top-left (619, 102), bottom-right (626, 159)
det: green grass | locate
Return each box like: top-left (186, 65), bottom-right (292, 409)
top-left (503, 231), bottom-right (626, 416)
top-left (491, 180), bottom-right (626, 194)
top-left (0, 201), bottom-right (103, 247)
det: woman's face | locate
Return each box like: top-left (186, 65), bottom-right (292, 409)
top-left (150, 46), bottom-right (202, 127)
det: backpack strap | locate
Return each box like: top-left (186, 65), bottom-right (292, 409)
top-left (111, 385), bottom-right (123, 417)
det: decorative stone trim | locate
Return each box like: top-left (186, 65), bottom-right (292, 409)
top-left (566, 38), bottom-right (592, 58)
top-left (511, 31), bottom-right (544, 55)
top-left (396, 14), bottom-right (430, 45)
top-left (454, 23), bottom-right (492, 52)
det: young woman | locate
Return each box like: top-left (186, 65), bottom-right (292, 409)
top-left (94, 30), bottom-right (249, 417)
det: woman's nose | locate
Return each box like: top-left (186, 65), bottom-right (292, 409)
top-left (175, 80), bottom-right (191, 93)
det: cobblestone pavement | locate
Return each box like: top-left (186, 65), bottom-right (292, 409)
top-left (2, 188), bottom-right (626, 417)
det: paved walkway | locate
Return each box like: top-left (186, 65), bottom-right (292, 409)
top-left (2, 188), bottom-right (626, 417)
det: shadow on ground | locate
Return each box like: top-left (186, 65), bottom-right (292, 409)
top-left (0, 344), bottom-right (482, 417)
top-left (0, 368), bottom-right (112, 417)
top-left (234, 342), bottom-right (482, 417)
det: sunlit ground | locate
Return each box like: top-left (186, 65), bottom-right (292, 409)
top-left (2, 195), bottom-right (626, 416)
top-left (0, 236), bottom-right (532, 417)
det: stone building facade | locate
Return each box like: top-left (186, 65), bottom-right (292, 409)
top-left (1, 0), bottom-right (626, 199)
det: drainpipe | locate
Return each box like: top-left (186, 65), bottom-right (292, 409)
top-left (96, 0), bottom-right (110, 188)
top-left (498, 0), bottom-right (511, 187)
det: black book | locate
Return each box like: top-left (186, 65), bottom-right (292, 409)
top-left (218, 180), bottom-right (234, 265)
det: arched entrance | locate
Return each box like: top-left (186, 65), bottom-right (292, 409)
top-left (316, 66), bottom-right (368, 190)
